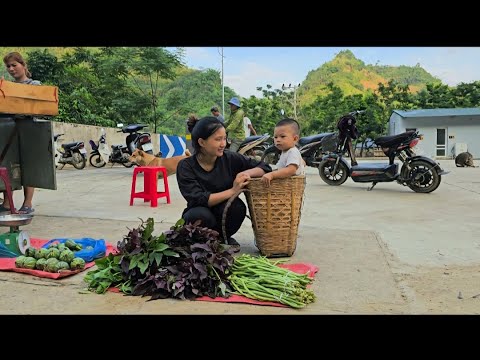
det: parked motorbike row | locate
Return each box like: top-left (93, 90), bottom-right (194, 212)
top-left (54, 112), bottom-right (448, 194)
top-left (54, 124), bottom-right (154, 170)
top-left (89, 124), bottom-right (153, 168)
top-left (55, 122), bottom-right (273, 170)
top-left (260, 110), bottom-right (449, 193)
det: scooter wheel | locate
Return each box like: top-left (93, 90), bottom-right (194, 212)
top-left (318, 160), bottom-right (348, 186)
top-left (72, 153), bottom-right (87, 170)
top-left (89, 154), bottom-right (106, 168)
top-left (405, 160), bottom-right (441, 193)
top-left (122, 161), bottom-right (135, 168)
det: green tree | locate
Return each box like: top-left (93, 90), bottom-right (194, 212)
top-left (98, 47), bottom-right (185, 132)
top-left (26, 49), bottom-right (65, 85)
top-left (376, 79), bottom-right (415, 121)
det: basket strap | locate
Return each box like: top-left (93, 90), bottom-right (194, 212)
top-left (221, 188), bottom-right (250, 243)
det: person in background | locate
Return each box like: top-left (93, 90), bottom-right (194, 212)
top-left (261, 118), bottom-right (304, 187)
top-left (243, 114), bottom-right (257, 137)
top-left (224, 97), bottom-right (245, 152)
top-left (0, 52), bottom-right (40, 215)
top-left (210, 106), bottom-right (224, 123)
top-left (176, 116), bottom-right (272, 249)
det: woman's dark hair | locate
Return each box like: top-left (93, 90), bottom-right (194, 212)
top-left (191, 116), bottom-right (225, 154)
top-left (186, 114), bottom-right (199, 133)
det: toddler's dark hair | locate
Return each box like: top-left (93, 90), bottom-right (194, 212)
top-left (276, 118), bottom-right (300, 135)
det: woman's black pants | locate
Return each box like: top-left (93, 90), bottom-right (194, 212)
top-left (182, 198), bottom-right (246, 240)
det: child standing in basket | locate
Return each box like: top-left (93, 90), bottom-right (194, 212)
top-left (261, 118), bottom-right (305, 187)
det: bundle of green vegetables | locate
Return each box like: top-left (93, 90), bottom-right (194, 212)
top-left (84, 218), bottom-right (316, 308)
top-left (84, 218), bottom-right (236, 299)
top-left (228, 254), bottom-right (315, 308)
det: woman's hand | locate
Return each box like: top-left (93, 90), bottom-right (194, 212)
top-left (232, 172), bottom-right (250, 192)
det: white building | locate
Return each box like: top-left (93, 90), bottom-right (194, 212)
top-left (388, 108), bottom-right (480, 159)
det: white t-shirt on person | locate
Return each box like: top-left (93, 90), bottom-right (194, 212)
top-left (243, 117), bottom-right (253, 137)
top-left (277, 146), bottom-right (305, 175)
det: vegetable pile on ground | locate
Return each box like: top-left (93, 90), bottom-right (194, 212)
top-left (84, 218), bottom-right (236, 299)
top-left (15, 240), bottom-right (86, 273)
top-left (229, 254), bottom-right (315, 308)
top-left (84, 218), bottom-right (316, 308)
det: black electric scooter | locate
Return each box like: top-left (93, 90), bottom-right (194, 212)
top-left (318, 110), bottom-right (449, 193)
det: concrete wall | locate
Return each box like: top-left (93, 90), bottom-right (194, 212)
top-left (52, 122), bottom-right (161, 166)
top-left (388, 115), bottom-right (480, 159)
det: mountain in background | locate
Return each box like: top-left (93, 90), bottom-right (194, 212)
top-left (298, 50), bottom-right (442, 106)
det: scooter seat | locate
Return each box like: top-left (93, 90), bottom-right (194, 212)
top-left (298, 132), bottom-right (334, 146)
top-left (61, 142), bottom-right (82, 149)
top-left (375, 130), bottom-right (415, 147)
top-left (122, 124), bottom-right (147, 133)
top-left (240, 135), bottom-right (264, 147)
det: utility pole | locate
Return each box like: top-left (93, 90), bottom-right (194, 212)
top-left (219, 47), bottom-right (225, 117)
top-left (281, 83), bottom-right (301, 120)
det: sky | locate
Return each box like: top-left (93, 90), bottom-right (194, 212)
top-left (181, 47), bottom-right (480, 99)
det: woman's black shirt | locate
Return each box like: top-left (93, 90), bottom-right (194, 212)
top-left (176, 151), bottom-right (272, 210)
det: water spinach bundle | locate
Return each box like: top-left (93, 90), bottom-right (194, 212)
top-left (229, 254), bottom-right (315, 308)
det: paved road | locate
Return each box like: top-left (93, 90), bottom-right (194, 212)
top-left (24, 159), bottom-right (480, 267)
top-left (1, 158), bottom-right (479, 314)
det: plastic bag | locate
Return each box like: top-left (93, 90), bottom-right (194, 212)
top-left (41, 238), bottom-right (107, 262)
top-left (0, 243), bottom-right (18, 258)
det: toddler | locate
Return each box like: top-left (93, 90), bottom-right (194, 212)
top-left (261, 118), bottom-right (304, 186)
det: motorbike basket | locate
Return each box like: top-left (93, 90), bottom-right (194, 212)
top-left (224, 176), bottom-right (306, 257)
top-left (321, 133), bottom-right (339, 153)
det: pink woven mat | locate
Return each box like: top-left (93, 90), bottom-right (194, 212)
top-left (0, 238), bottom-right (115, 279)
top-left (108, 262), bottom-right (318, 308)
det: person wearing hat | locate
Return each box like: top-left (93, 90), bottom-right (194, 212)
top-left (224, 97), bottom-right (245, 152)
top-left (210, 106), bottom-right (224, 123)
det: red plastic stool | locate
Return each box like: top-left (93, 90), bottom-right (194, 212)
top-left (0, 167), bottom-right (16, 213)
top-left (130, 166), bottom-right (171, 207)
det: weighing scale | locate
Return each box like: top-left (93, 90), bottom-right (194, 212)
top-left (0, 214), bottom-right (32, 256)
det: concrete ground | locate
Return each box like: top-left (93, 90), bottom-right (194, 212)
top-left (1, 159), bottom-right (479, 314)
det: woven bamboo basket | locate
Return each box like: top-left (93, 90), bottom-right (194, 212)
top-left (244, 175), bottom-right (306, 257)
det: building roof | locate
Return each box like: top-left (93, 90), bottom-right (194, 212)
top-left (393, 108), bottom-right (480, 118)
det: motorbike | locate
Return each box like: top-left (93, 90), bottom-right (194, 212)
top-left (260, 132), bottom-right (335, 167)
top-left (88, 128), bottom-right (129, 168)
top-left (233, 134), bottom-right (272, 161)
top-left (54, 134), bottom-right (87, 170)
top-left (89, 124), bottom-right (154, 168)
top-left (318, 110), bottom-right (449, 193)
top-left (122, 124), bottom-right (154, 155)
